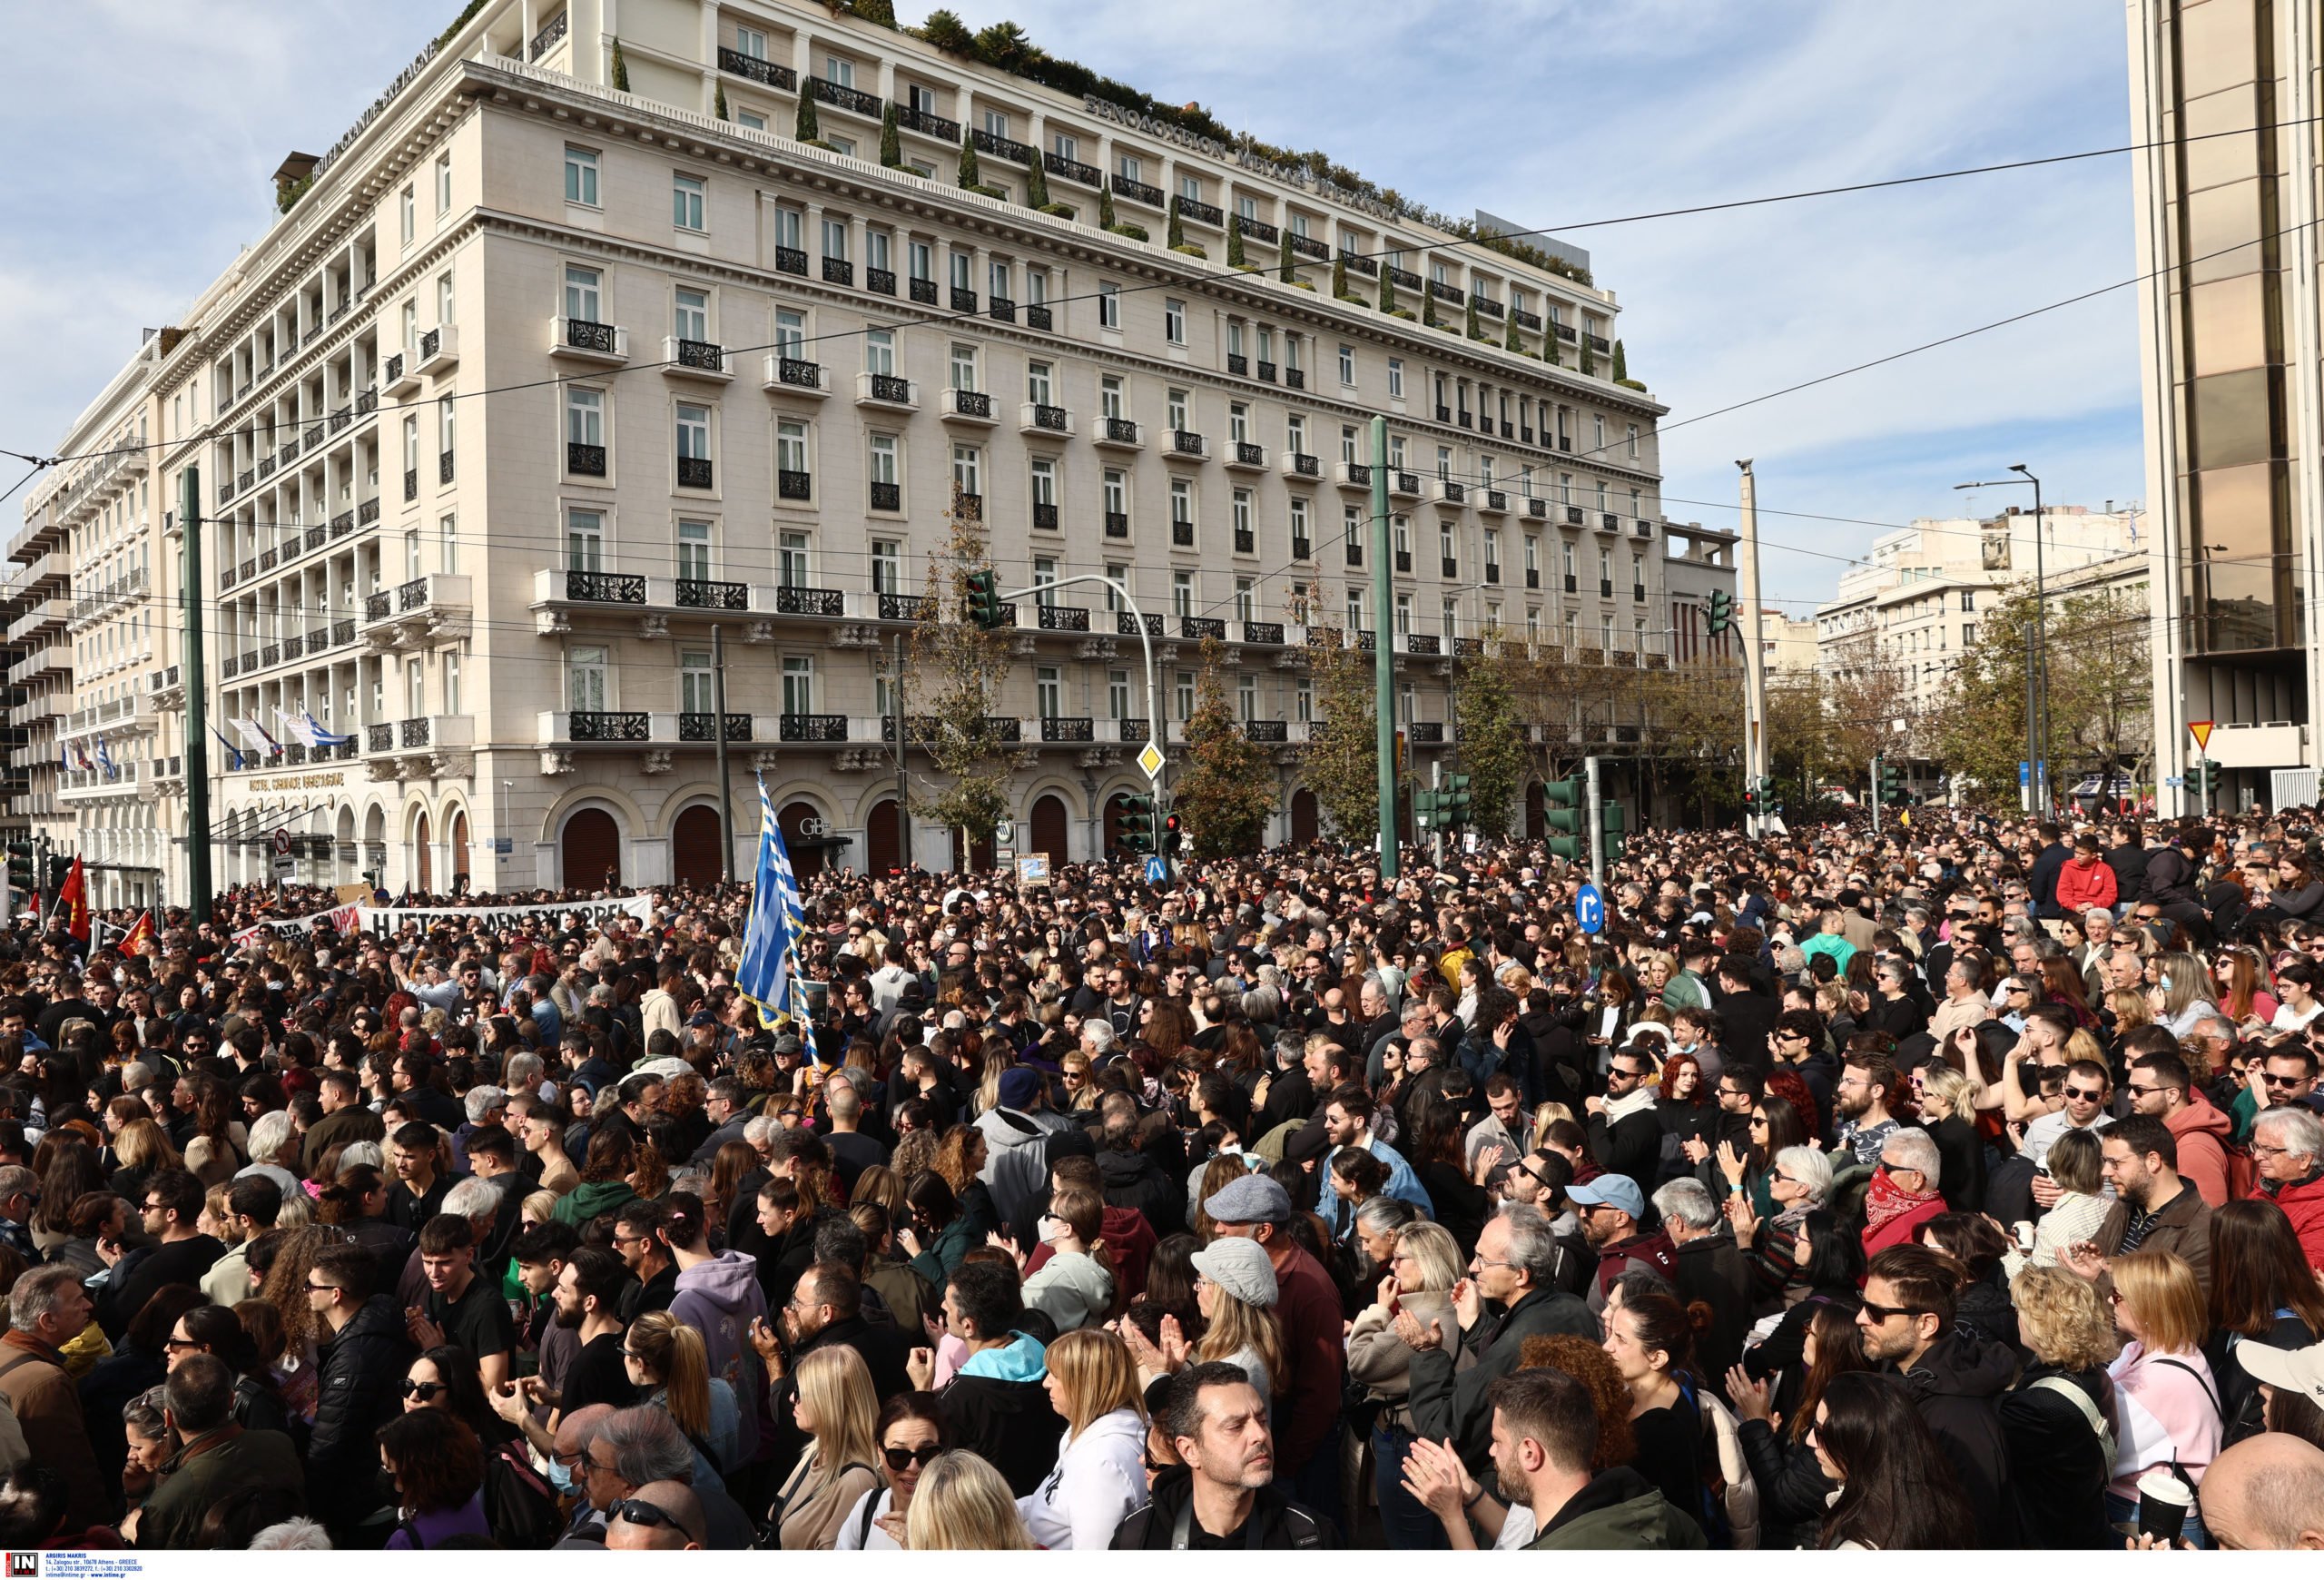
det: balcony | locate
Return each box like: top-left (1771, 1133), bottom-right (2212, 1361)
top-left (774, 586), bottom-right (845, 617)
top-left (1242, 621), bottom-right (1285, 645)
top-left (895, 104), bottom-right (958, 141)
top-left (1032, 501), bottom-right (1059, 530)
top-left (1599, 578), bottom-right (1615, 597)
top-left (1525, 568), bottom-right (1541, 588)
top-left (415, 324), bottom-right (458, 377)
top-left (950, 286), bottom-right (978, 314)
top-left (822, 256), bottom-right (853, 287)
top-left (1564, 574), bottom-right (1579, 593)
top-left (1181, 617), bottom-right (1226, 640)
top-left (763, 355), bottom-right (828, 397)
top-left (1566, 506), bottom-right (1587, 526)
top-left (989, 296), bottom-right (1015, 324)
top-left (1036, 604), bottom-right (1089, 632)
top-left (866, 267), bottom-right (896, 296)
top-left (1227, 354), bottom-right (1248, 376)
top-left (1442, 557), bottom-right (1459, 578)
top-left (1026, 303), bottom-right (1052, 331)
top-left (674, 578), bottom-right (748, 610)
top-left (971, 128), bottom-right (1033, 164)
top-left (1043, 151), bottom-right (1101, 186)
top-left (778, 469), bottom-right (813, 502)
top-left (1474, 295), bottom-right (1504, 320)
top-left (1410, 721), bottom-right (1445, 745)
top-left (360, 573), bottom-right (472, 647)
top-left (880, 593), bottom-right (933, 621)
top-left (439, 450), bottom-right (457, 484)
top-left (60, 693), bottom-right (154, 740)
top-left (1633, 585), bottom-right (1647, 602)
top-left (940, 388), bottom-right (998, 426)
top-left (664, 337), bottom-right (731, 381)
top-left (1396, 550), bottom-right (1413, 572)
top-left (566, 441), bottom-right (607, 478)
top-left (869, 480), bottom-right (898, 510)
top-left (1039, 716), bottom-right (1094, 743)
top-left (1389, 471), bottom-right (1422, 499)
top-left (954, 492), bottom-right (983, 521)
top-left (1597, 513), bottom-right (1622, 534)
top-left (1172, 521), bottom-right (1195, 548)
top-left (855, 372), bottom-right (918, 411)
top-left (810, 77), bottom-right (881, 117)
top-left (1256, 361), bottom-right (1277, 383)
top-left (717, 47), bottom-right (794, 89)
top-left (1634, 520), bottom-right (1656, 539)
top-left (1104, 511), bottom-right (1129, 538)
top-left (1226, 440), bottom-right (1267, 472)
top-left (1428, 279), bottom-right (1465, 305)
top-left (909, 276), bottom-right (938, 305)
top-left (777, 712), bottom-right (847, 742)
top-left (543, 710), bottom-right (650, 745)
top-left (1527, 498), bottom-right (1550, 519)
top-left (1093, 417), bottom-right (1142, 451)
top-left (1334, 460), bottom-right (1372, 490)
top-left (1346, 542), bottom-right (1364, 567)
top-left (680, 712), bottom-right (755, 742)
top-left (381, 352), bottom-right (419, 397)
top-left (1242, 719), bottom-right (1288, 744)
top-left (1279, 450), bottom-right (1320, 479)
top-left (1404, 633), bottom-right (1442, 656)
top-left (1485, 563), bottom-right (1502, 585)
top-left (1479, 490), bottom-right (1510, 515)
top-left (1177, 196), bottom-right (1224, 226)
top-left (1433, 479), bottom-right (1467, 506)
top-left (774, 246), bottom-right (808, 276)
top-left (1114, 174), bottom-right (1163, 207)
top-left (552, 317), bottom-right (626, 364)
top-left (1118, 611), bottom-right (1166, 637)
top-left (1020, 402), bottom-right (1073, 438)
top-left (1167, 430), bottom-right (1207, 460)
top-left (1285, 367), bottom-right (1306, 390)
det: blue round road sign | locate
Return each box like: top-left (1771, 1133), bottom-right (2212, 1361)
top-left (1144, 854), bottom-right (1168, 885)
top-left (1574, 883), bottom-right (1604, 935)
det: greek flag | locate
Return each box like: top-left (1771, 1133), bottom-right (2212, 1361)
top-left (94, 736), bottom-right (116, 780)
top-left (212, 726), bottom-right (246, 772)
top-left (736, 775), bottom-right (817, 1057)
top-left (301, 708), bottom-right (353, 748)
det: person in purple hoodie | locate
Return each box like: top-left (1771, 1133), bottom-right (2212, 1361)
top-left (665, 1189), bottom-right (767, 1466)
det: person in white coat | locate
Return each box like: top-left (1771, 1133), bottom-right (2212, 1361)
top-left (1018, 1327), bottom-right (1149, 1549)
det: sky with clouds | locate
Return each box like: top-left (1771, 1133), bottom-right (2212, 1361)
top-left (0, 0), bottom-right (2140, 612)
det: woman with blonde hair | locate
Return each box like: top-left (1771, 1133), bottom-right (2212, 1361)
top-left (2147, 952), bottom-right (2221, 1039)
top-left (773, 1345), bottom-right (885, 1549)
top-left (2106, 1249), bottom-right (2222, 1544)
top-left (625, 1309), bottom-right (739, 1474)
top-left (1019, 1328), bottom-right (1147, 1548)
top-left (106, 1116), bottom-right (179, 1204)
top-left (2000, 1264), bottom-right (2120, 1549)
top-left (903, 1450), bottom-right (1032, 1550)
top-left (1348, 1218), bottom-right (1465, 1548)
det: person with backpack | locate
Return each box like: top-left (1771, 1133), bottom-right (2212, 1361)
top-left (1998, 1266), bottom-right (2120, 1548)
top-left (2104, 1249), bottom-right (2224, 1545)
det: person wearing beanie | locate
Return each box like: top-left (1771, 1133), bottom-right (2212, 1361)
top-left (975, 1066), bottom-right (1073, 1230)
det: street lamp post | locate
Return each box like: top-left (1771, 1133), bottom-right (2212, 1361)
top-left (1955, 469), bottom-right (2046, 811)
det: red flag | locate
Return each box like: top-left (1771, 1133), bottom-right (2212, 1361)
top-left (55, 857), bottom-right (89, 944)
top-left (122, 909), bottom-right (154, 954)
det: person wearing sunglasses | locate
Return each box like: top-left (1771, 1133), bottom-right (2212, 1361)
top-left (2019, 1059), bottom-right (2114, 1178)
top-left (836, 1393), bottom-right (950, 1550)
top-left (606, 1480), bottom-right (708, 1551)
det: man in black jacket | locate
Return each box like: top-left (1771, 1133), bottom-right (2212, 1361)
top-left (306, 1241), bottom-right (419, 1544)
top-left (1110, 1363), bottom-right (1334, 1549)
top-left (99, 1166), bottom-right (222, 1338)
top-left (911, 1259), bottom-right (1064, 1496)
top-left (1584, 1046), bottom-right (1662, 1186)
top-left (1857, 1244), bottom-right (2018, 1546)
top-left (1712, 955), bottom-right (1780, 1067)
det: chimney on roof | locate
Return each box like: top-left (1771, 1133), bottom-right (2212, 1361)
top-left (272, 152), bottom-right (320, 205)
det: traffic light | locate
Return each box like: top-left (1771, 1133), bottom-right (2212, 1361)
top-left (1706, 589), bottom-right (1734, 639)
top-left (2191, 759), bottom-right (2217, 797)
top-left (1876, 755), bottom-right (1905, 805)
top-left (2, 843), bottom-right (26, 899)
top-left (1741, 781), bottom-right (1758, 817)
top-left (1412, 788), bottom-right (1442, 827)
top-left (1441, 773), bottom-right (1472, 828)
top-left (965, 568), bottom-right (1005, 629)
top-left (1114, 793), bottom-right (1155, 854)
top-left (1161, 811), bottom-right (1183, 856)
top-left (1601, 799), bottom-right (1626, 859)
top-left (1542, 775), bottom-right (1585, 859)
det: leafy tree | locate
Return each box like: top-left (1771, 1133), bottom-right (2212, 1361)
top-left (1926, 585), bottom-right (2152, 805)
top-left (610, 36), bottom-right (630, 92)
top-left (845, 0), bottom-right (898, 25)
top-left (1174, 638), bottom-right (1277, 857)
top-left (796, 85), bottom-right (820, 143)
top-left (920, 8), bottom-right (973, 53)
top-left (1379, 265), bottom-right (1398, 315)
top-left (1098, 180), bottom-right (1117, 228)
top-left (1465, 294), bottom-right (1482, 341)
top-left (1026, 152), bottom-right (1049, 209)
top-left (1226, 212), bottom-right (1246, 268)
top-left (906, 489), bottom-right (1017, 854)
top-left (1612, 339), bottom-right (1630, 382)
top-left (714, 83), bottom-right (728, 121)
top-left (1454, 638), bottom-right (1529, 834)
top-left (1299, 588), bottom-right (1380, 842)
top-left (957, 127), bottom-right (979, 187)
top-left (1167, 194), bottom-right (1186, 249)
top-left (973, 21), bottom-right (1043, 72)
top-left (880, 103), bottom-right (901, 166)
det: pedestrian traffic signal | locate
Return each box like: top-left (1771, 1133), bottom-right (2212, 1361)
top-left (1161, 811), bottom-right (1183, 856)
top-left (965, 568), bottom-right (1005, 629)
top-left (1442, 773), bottom-right (1472, 827)
top-left (1115, 793), bottom-right (1155, 854)
top-left (1706, 589), bottom-right (1735, 639)
top-left (1542, 775), bottom-right (1585, 859)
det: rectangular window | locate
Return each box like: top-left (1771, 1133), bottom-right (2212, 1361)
top-left (1108, 669), bottom-right (1130, 720)
top-left (1235, 578), bottom-right (1256, 624)
top-left (674, 287), bottom-right (708, 342)
top-left (821, 216), bottom-right (848, 262)
top-left (1165, 299), bottom-right (1186, 344)
top-left (1051, 132), bottom-right (1079, 162)
top-left (981, 108), bottom-right (1010, 139)
top-left (1037, 665), bottom-right (1062, 717)
top-left (565, 509), bottom-right (605, 571)
top-left (563, 263), bottom-right (600, 322)
top-left (909, 240), bottom-right (933, 285)
top-left (1178, 173), bottom-right (1203, 203)
top-left (1118, 153), bottom-right (1143, 183)
top-left (1100, 375), bottom-right (1125, 420)
top-left (773, 310), bottom-right (805, 360)
top-left (737, 111), bottom-right (766, 131)
top-left (1176, 668), bottom-right (1196, 720)
top-left (1104, 469), bottom-right (1128, 520)
top-left (779, 531), bottom-right (811, 588)
top-left (675, 403), bottom-right (710, 461)
top-left (1105, 566), bottom-right (1127, 611)
top-left (1026, 268), bottom-right (1048, 306)
top-left (399, 184), bottom-right (415, 243)
top-left (826, 55), bottom-right (855, 87)
top-left (673, 174), bottom-right (705, 232)
top-left (1341, 425), bottom-right (1359, 465)
top-left (1027, 360), bottom-right (1054, 406)
top-left (864, 329), bottom-right (896, 376)
top-left (1029, 457), bottom-right (1057, 506)
top-left (867, 230), bottom-right (891, 273)
top-left (868, 433), bottom-right (897, 486)
top-left (782, 656), bottom-right (814, 716)
top-left (776, 420), bottom-right (808, 477)
top-left (949, 342), bottom-right (978, 392)
top-left (1098, 281), bottom-right (1119, 331)
top-left (950, 444), bottom-right (981, 498)
top-left (564, 387), bottom-right (603, 447)
top-left (1287, 414), bottom-right (1306, 455)
top-left (1230, 402), bottom-right (1249, 445)
top-left (736, 25), bottom-right (768, 58)
top-left (438, 514), bottom-right (458, 573)
top-left (435, 153), bottom-right (452, 213)
top-left (1233, 489), bottom-right (1253, 537)
top-left (1170, 478), bottom-right (1194, 529)
top-left (565, 145), bottom-right (600, 206)
top-left (1167, 389), bottom-right (1190, 431)
top-left (1395, 594), bottom-right (1413, 637)
top-left (680, 650), bottom-right (714, 715)
top-left (1339, 344), bottom-right (1355, 386)
top-left (949, 251), bottom-right (970, 291)
top-left (988, 258), bottom-right (1009, 301)
top-left (677, 519), bottom-right (712, 582)
top-left (871, 538), bottom-right (901, 594)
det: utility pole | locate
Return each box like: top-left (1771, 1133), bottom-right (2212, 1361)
top-left (891, 631), bottom-right (911, 871)
top-left (1870, 755), bottom-right (1882, 835)
top-left (712, 623), bottom-right (734, 884)
top-left (1369, 416), bottom-right (1397, 882)
top-left (1736, 460), bottom-right (1769, 837)
top-left (1585, 755), bottom-right (1605, 888)
top-left (181, 466), bottom-right (212, 923)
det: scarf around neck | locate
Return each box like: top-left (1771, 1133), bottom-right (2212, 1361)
top-left (1863, 1165), bottom-right (1940, 1234)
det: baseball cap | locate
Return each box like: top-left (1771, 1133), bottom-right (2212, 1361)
top-left (1564, 1174), bottom-right (1646, 1220)
top-left (2234, 1339), bottom-right (2324, 1410)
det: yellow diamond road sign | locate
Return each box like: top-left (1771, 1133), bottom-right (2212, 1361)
top-left (1137, 740), bottom-right (1166, 779)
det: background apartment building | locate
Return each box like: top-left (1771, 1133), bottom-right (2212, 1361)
top-left (2129, 0), bottom-right (2324, 813)
top-left (15, 0), bottom-right (1716, 898)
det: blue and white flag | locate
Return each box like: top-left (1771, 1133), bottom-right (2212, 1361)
top-left (212, 726), bottom-right (246, 772)
top-left (736, 775), bottom-right (816, 1056)
top-left (94, 736), bottom-right (116, 780)
top-left (300, 708), bottom-right (353, 747)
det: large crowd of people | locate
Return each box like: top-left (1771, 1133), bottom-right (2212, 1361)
top-left (4, 806), bottom-right (2324, 1550)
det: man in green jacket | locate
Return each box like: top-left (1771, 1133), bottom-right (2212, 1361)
top-left (1489, 1368), bottom-right (1705, 1551)
top-left (135, 1354), bottom-right (305, 1548)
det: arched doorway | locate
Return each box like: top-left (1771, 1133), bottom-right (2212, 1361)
top-left (671, 804), bottom-right (724, 889)
top-left (562, 807), bottom-right (622, 890)
top-left (865, 798), bottom-right (901, 874)
top-left (449, 810), bottom-right (470, 893)
top-left (1029, 794), bottom-right (1068, 868)
top-left (1289, 788), bottom-right (1319, 845)
top-left (1525, 780), bottom-right (1545, 839)
top-left (412, 810), bottom-right (433, 894)
top-left (336, 806), bottom-right (358, 882)
top-left (778, 801), bottom-right (828, 878)
top-left (950, 826), bottom-right (997, 873)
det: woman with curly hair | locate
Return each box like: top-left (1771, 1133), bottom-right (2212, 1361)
top-left (1999, 1265), bottom-right (2120, 1548)
top-left (928, 1126), bottom-right (996, 1239)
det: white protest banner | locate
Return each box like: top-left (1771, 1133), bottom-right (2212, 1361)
top-left (355, 893), bottom-right (656, 936)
